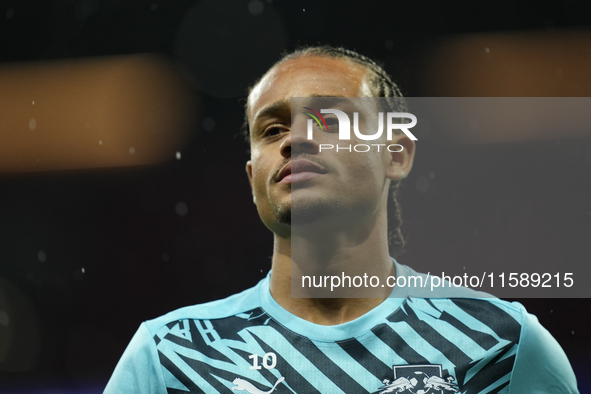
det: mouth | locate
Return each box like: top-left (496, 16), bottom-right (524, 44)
top-left (276, 159), bottom-right (327, 184)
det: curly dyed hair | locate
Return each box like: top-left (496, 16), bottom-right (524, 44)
top-left (243, 45), bottom-right (408, 256)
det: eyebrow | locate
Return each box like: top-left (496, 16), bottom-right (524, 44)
top-left (252, 98), bottom-right (290, 125)
top-left (251, 95), bottom-right (352, 127)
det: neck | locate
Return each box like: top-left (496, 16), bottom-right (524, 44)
top-left (269, 213), bottom-right (395, 326)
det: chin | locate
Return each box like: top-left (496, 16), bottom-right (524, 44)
top-left (273, 203), bottom-right (292, 225)
top-left (289, 198), bottom-right (341, 226)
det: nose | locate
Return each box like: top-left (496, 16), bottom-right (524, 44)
top-left (280, 129), bottom-right (320, 158)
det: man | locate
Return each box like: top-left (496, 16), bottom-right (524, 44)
top-left (105, 46), bottom-right (579, 393)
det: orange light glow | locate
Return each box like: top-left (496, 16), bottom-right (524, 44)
top-left (0, 55), bottom-right (195, 173)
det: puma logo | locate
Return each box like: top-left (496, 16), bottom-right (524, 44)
top-left (231, 377), bottom-right (285, 394)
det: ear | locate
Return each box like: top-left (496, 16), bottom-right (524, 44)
top-left (245, 160), bottom-right (256, 204)
top-left (385, 135), bottom-right (415, 181)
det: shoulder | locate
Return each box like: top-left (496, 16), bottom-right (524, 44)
top-left (400, 296), bottom-right (579, 392)
top-left (426, 296), bottom-right (528, 322)
top-left (104, 279), bottom-right (267, 393)
top-left (143, 278), bottom-right (264, 336)
top-left (509, 306), bottom-right (579, 393)
top-left (393, 261), bottom-right (541, 340)
top-left (397, 286), bottom-right (579, 392)
top-left (401, 295), bottom-right (528, 339)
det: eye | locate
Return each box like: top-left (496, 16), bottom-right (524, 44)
top-left (325, 117), bottom-right (338, 126)
top-left (262, 125), bottom-right (287, 138)
top-left (323, 116), bottom-right (339, 132)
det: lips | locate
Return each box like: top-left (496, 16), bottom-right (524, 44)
top-left (277, 159), bottom-right (327, 184)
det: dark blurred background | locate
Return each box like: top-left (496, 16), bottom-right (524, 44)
top-left (1, 0), bottom-right (590, 392)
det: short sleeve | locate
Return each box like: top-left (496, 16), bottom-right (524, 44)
top-left (104, 322), bottom-right (166, 394)
top-left (509, 311), bottom-right (579, 393)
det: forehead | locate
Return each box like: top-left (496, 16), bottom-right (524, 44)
top-left (247, 56), bottom-right (372, 123)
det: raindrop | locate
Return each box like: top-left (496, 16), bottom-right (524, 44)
top-left (150, 3), bottom-right (158, 11)
top-left (38, 250), bottom-right (46, 262)
top-left (175, 201), bottom-right (188, 216)
top-left (384, 40), bottom-right (394, 50)
top-left (129, 147), bottom-right (135, 155)
top-left (5, 8), bottom-right (14, 19)
top-left (161, 252), bottom-right (170, 262)
top-left (81, 267), bottom-right (85, 273)
top-left (484, 47), bottom-right (490, 53)
top-left (0, 310), bottom-right (9, 327)
top-left (428, 171), bottom-right (435, 180)
top-left (571, 330), bottom-right (575, 335)
top-left (29, 118), bottom-right (37, 130)
top-left (202, 117), bottom-right (215, 132)
top-left (550, 309), bottom-right (553, 313)
top-left (248, 0), bottom-right (264, 15)
top-left (99, 140), bottom-right (102, 145)
top-left (176, 151), bottom-right (181, 160)
top-left (32, 100), bottom-right (35, 105)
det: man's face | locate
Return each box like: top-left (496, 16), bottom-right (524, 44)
top-left (246, 56), bottom-right (413, 237)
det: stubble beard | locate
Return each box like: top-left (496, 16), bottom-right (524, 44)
top-left (274, 198), bottom-right (341, 226)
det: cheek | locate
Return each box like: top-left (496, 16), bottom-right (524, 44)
top-left (345, 151), bottom-right (388, 194)
top-left (254, 174), bottom-right (269, 202)
top-left (250, 164), bottom-right (265, 195)
top-left (344, 142), bottom-right (385, 174)
top-left (249, 155), bottom-right (271, 200)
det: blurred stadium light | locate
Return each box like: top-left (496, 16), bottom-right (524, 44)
top-left (0, 55), bottom-right (195, 173)
top-left (419, 29), bottom-right (591, 97)
top-left (416, 29), bottom-right (591, 144)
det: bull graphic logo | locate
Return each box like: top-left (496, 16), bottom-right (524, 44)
top-left (231, 377), bottom-right (285, 394)
top-left (378, 365), bottom-right (458, 394)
